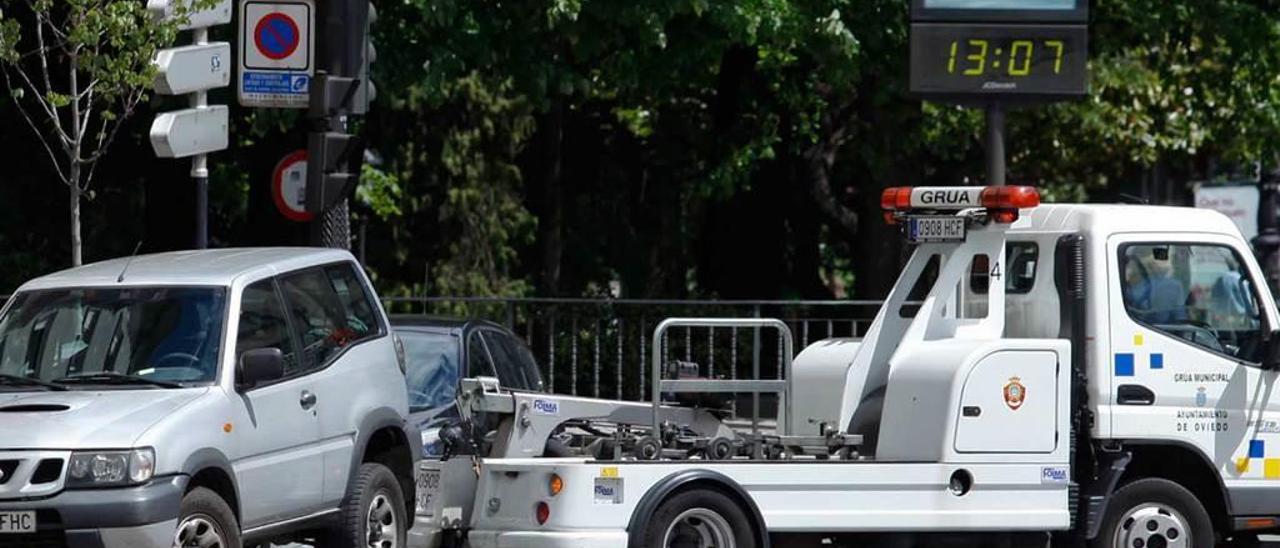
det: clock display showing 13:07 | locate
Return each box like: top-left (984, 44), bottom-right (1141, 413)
top-left (909, 24), bottom-right (1088, 99)
top-left (948, 38), bottom-right (1064, 77)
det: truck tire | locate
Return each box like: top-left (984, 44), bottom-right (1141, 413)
top-left (641, 489), bottom-right (757, 548)
top-left (173, 487), bottom-right (242, 548)
top-left (1092, 478), bottom-right (1214, 548)
top-left (319, 463), bottom-right (408, 548)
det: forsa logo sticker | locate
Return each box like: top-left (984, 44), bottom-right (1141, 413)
top-left (532, 399), bottom-right (560, 416)
top-left (1004, 376), bottom-right (1026, 411)
top-left (1041, 467), bottom-right (1068, 484)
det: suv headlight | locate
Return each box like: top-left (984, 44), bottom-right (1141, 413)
top-left (67, 448), bottom-right (155, 487)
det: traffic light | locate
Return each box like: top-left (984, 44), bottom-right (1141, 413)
top-left (305, 71), bottom-right (363, 216)
top-left (305, 0), bottom-right (374, 223)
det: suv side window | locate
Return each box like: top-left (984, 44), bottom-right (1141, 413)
top-left (1120, 243), bottom-right (1264, 362)
top-left (236, 279), bottom-right (299, 375)
top-left (324, 264), bottom-right (381, 337)
top-left (467, 332), bottom-right (496, 378)
top-left (482, 330), bottom-right (543, 391)
top-left (279, 263), bottom-right (382, 371)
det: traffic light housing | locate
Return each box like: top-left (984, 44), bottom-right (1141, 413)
top-left (317, 0), bottom-right (369, 79)
top-left (306, 0), bottom-right (375, 218)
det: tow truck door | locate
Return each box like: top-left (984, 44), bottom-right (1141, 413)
top-left (1106, 232), bottom-right (1280, 507)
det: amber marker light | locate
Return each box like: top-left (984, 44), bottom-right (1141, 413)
top-left (549, 473), bottom-right (564, 496)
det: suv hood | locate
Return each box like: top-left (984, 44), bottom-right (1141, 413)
top-left (0, 388), bottom-right (209, 449)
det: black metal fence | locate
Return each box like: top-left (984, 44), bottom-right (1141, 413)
top-left (382, 296), bottom-right (884, 401)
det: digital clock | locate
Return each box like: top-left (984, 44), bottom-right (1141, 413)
top-left (909, 23), bottom-right (1088, 102)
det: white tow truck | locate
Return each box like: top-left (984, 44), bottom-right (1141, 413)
top-left (443, 186), bottom-right (1280, 548)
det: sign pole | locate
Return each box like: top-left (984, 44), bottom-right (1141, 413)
top-left (192, 26), bottom-right (210, 249)
top-left (148, 0), bottom-right (232, 249)
top-left (985, 102), bottom-right (1006, 187)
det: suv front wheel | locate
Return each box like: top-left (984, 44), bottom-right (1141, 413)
top-left (318, 462), bottom-right (408, 548)
top-left (173, 487), bottom-right (241, 548)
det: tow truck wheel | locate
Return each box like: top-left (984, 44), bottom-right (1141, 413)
top-left (173, 487), bottom-right (241, 548)
top-left (642, 489), bottom-right (756, 548)
top-left (1093, 478), bottom-right (1214, 548)
top-left (707, 438), bottom-right (735, 460)
top-left (636, 436), bottom-right (663, 461)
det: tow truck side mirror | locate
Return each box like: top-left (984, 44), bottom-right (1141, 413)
top-left (1265, 332), bottom-right (1280, 370)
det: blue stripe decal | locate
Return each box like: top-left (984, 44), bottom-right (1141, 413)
top-left (1251, 440), bottom-right (1266, 459)
top-left (1150, 353), bottom-right (1164, 370)
top-left (1115, 353), bottom-right (1135, 377)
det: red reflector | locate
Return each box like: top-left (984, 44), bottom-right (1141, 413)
top-left (883, 211), bottom-right (899, 225)
top-left (991, 209), bottom-right (1020, 224)
top-left (880, 187), bottom-right (912, 211)
top-left (980, 186), bottom-right (1040, 210)
top-left (536, 501), bottom-right (550, 525)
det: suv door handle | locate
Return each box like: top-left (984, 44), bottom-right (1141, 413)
top-left (1117, 384), bottom-right (1155, 406)
top-left (300, 390), bottom-right (317, 410)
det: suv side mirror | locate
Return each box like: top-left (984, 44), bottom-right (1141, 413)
top-left (238, 348), bottom-right (285, 390)
top-left (1266, 331), bottom-right (1280, 370)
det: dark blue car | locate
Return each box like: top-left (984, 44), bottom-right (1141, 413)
top-left (390, 317), bottom-right (544, 458)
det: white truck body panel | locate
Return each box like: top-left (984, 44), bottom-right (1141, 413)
top-left (470, 459), bottom-right (1069, 537)
top-left (466, 202), bottom-right (1280, 545)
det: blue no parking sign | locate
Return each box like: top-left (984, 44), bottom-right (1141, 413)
top-left (254, 13), bottom-right (300, 60)
top-left (238, 0), bottom-right (314, 108)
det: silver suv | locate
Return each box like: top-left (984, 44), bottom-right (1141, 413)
top-left (0, 248), bottom-right (418, 548)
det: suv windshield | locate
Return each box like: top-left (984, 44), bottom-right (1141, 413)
top-left (0, 287), bottom-right (227, 387)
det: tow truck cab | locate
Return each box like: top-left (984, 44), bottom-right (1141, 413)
top-left (467, 188), bottom-right (1280, 548)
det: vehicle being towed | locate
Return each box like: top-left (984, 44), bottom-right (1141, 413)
top-left (0, 248), bottom-right (418, 548)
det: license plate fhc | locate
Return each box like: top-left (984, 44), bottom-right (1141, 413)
top-left (0, 511), bottom-right (35, 534)
top-left (908, 217), bottom-right (966, 243)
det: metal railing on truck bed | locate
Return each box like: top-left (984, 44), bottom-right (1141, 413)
top-left (381, 296), bottom-right (881, 403)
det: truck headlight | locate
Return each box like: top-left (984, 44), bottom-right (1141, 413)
top-left (67, 448), bottom-right (155, 487)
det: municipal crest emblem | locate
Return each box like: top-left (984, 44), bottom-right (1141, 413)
top-left (1004, 376), bottom-right (1026, 411)
top-left (1196, 386), bottom-right (1207, 408)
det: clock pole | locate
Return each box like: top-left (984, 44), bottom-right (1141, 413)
top-left (985, 103), bottom-right (1006, 186)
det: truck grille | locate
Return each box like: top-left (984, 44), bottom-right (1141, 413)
top-left (28, 461), bottom-right (62, 485)
top-left (0, 452), bottom-right (71, 500)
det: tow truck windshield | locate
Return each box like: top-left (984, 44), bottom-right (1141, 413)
top-left (0, 286), bottom-right (226, 388)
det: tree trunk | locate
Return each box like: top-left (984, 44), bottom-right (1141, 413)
top-left (68, 163), bottom-right (82, 266)
top-left (539, 99), bottom-right (565, 295)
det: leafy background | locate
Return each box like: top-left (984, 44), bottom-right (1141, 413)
top-left (1, 0), bottom-right (1279, 300)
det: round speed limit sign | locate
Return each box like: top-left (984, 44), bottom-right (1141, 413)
top-left (272, 150), bottom-right (313, 222)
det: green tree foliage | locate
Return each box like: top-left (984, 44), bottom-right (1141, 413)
top-left (357, 0), bottom-right (1280, 299)
top-left (930, 0), bottom-right (1280, 201)
top-left (428, 76), bottom-right (538, 299)
top-left (2, 0), bottom-right (1280, 301)
top-left (0, 0), bottom-right (214, 266)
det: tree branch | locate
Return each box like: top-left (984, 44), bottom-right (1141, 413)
top-left (80, 90), bottom-right (140, 166)
top-left (32, 8), bottom-right (69, 153)
top-left (805, 101), bottom-right (859, 236)
top-left (8, 58), bottom-right (59, 124)
top-left (1, 68), bottom-right (68, 184)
